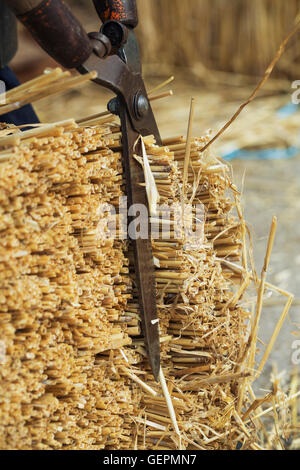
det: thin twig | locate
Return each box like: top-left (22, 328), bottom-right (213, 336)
top-left (249, 217), bottom-right (277, 369)
top-left (200, 19), bottom-right (300, 153)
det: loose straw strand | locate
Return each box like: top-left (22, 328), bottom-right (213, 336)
top-left (159, 367), bottom-right (182, 448)
top-left (183, 98), bottom-right (195, 193)
top-left (148, 76), bottom-right (175, 95)
top-left (257, 294), bottom-right (294, 376)
top-left (149, 90), bottom-right (173, 102)
top-left (249, 216), bottom-right (277, 370)
top-left (75, 90), bottom-right (173, 125)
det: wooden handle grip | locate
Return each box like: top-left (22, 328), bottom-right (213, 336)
top-left (18, 0), bottom-right (92, 69)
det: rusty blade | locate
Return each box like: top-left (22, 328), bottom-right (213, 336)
top-left (119, 100), bottom-right (161, 381)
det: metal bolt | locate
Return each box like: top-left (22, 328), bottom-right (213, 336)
top-left (108, 97), bottom-right (120, 116)
top-left (134, 93), bottom-right (149, 119)
top-left (88, 32), bottom-right (111, 58)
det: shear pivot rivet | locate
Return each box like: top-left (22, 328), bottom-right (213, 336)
top-left (134, 93), bottom-right (149, 119)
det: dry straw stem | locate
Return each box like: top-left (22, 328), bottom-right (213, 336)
top-left (200, 19), bottom-right (300, 154)
top-left (257, 294), bottom-right (294, 376)
top-left (233, 410), bottom-right (266, 451)
top-left (271, 396), bottom-right (285, 450)
top-left (249, 216), bottom-right (277, 370)
top-left (159, 368), bottom-right (181, 440)
top-left (148, 90), bottom-right (174, 102)
top-left (219, 254), bottom-right (295, 395)
top-left (148, 76), bottom-right (175, 95)
top-left (0, 67), bottom-right (67, 104)
top-left (290, 369), bottom-right (299, 428)
top-left (221, 272), bottom-right (251, 313)
top-left (76, 110), bottom-right (112, 125)
top-left (182, 98), bottom-right (195, 193)
top-left (0, 134), bottom-right (20, 148)
top-left (247, 385), bottom-right (272, 447)
top-left (242, 390), bottom-right (275, 422)
top-left (0, 70), bottom-right (96, 116)
top-left (76, 89), bottom-right (174, 126)
top-left (234, 196), bottom-right (248, 271)
top-left (245, 391), bottom-right (300, 424)
top-left (121, 367), bottom-right (158, 397)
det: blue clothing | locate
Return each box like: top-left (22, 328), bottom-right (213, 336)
top-left (0, 66), bottom-right (39, 126)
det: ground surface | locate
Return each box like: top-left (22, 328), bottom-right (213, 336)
top-left (32, 74), bottom-right (300, 393)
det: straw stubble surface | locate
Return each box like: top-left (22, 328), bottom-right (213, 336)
top-left (0, 119), bottom-right (258, 449)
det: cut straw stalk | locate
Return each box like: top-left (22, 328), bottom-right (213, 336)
top-left (235, 197), bottom-right (248, 271)
top-left (148, 76), bottom-right (175, 95)
top-left (246, 385), bottom-right (272, 447)
top-left (149, 90), bottom-right (174, 102)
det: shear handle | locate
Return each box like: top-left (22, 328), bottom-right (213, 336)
top-left (7, 0), bottom-right (92, 69)
top-left (93, 0), bottom-right (138, 28)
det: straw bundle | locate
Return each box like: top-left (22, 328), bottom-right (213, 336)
top-left (0, 118), bottom-right (135, 449)
top-left (0, 72), bottom-right (297, 450)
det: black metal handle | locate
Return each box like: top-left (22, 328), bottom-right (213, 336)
top-left (93, 0), bottom-right (138, 28)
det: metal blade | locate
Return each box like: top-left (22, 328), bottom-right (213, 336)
top-left (79, 50), bottom-right (161, 381)
top-left (118, 29), bottom-right (142, 74)
top-left (119, 99), bottom-right (160, 381)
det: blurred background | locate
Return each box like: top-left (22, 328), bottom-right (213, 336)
top-left (10, 0), bottom-right (300, 391)
top-left (11, 0), bottom-right (300, 79)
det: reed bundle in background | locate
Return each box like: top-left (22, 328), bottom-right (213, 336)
top-left (135, 0), bottom-right (300, 78)
top-left (0, 72), bottom-right (298, 450)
